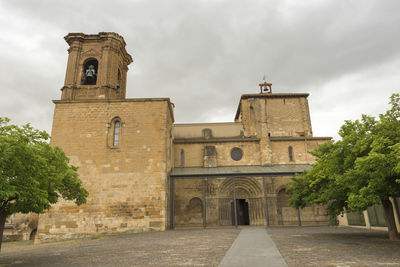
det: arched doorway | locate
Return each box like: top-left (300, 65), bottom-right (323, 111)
top-left (217, 178), bottom-right (264, 226)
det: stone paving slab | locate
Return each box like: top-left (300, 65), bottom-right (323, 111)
top-left (0, 228), bottom-right (240, 266)
top-left (219, 228), bottom-right (287, 267)
top-left (267, 226), bottom-right (400, 267)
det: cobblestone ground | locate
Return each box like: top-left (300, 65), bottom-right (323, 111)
top-left (0, 228), bottom-right (240, 267)
top-left (267, 226), bottom-right (400, 267)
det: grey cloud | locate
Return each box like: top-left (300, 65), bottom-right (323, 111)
top-left (0, 0), bottom-right (399, 140)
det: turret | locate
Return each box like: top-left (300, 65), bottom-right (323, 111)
top-left (61, 32), bottom-right (133, 100)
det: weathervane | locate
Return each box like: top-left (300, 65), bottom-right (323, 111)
top-left (259, 75), bottom-right (272, 94)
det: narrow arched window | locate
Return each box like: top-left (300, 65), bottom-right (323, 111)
top-left (288, 146), bottom-right (294, 162)
top-left (117, 69), bottom-right (121, 88)
top-left (180, 149), bottom-right (184, 166)
top-left (113, 120), bottom-right (120, 147)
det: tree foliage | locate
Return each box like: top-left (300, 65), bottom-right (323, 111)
top-left (288, 94), bottom-right (400, 240)
top-left (0, 117), bottom-right (88, 250)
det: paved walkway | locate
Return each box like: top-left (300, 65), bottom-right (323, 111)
top-left (219, 228), bottom-right (287, 267)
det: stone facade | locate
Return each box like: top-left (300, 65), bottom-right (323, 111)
top-left (172, 94), bottom-right (330, 228)
top-left (36, 33), bottom-right (173, 241)
top-left (32, 32), bottom-right (331, 242)
top-left (37, 99), bottom-right (173, 241)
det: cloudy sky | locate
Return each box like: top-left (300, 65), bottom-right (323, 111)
top-left (0, 0), bottom-right (399, 140)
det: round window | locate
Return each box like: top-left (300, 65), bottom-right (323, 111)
top-left (231, 147), bottom-right (243, 161)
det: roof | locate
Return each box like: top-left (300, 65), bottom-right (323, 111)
top-left (170, 164), bottom-right (312, 178)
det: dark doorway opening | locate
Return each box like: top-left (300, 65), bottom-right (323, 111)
top-left (231, 199), bottom-right (250, 225)
top-left (29, 229), bottom-right (37, 240)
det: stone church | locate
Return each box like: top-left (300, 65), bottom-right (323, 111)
top-left (32, 32), bottom-right (331, 241)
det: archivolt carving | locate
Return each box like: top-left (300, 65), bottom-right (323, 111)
top-left (217, 178), bottom-right (263, 198)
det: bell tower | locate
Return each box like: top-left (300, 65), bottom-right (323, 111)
top-left (61, 32), bottom-right (133, 100)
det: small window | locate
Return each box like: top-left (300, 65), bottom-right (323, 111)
top-left (202, 128), bottom-right (212, 139)
top-left (288, 146), bottom-right (294, 162)
top-left (113, 120), bottom-right (120, 147)
top-left (180, 149), bottom-right (184, 166)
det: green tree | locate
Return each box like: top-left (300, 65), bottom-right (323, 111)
top-left (0, 118), bottom-right (88, 251)
top-left (288, 94), bottom-right (400, 241)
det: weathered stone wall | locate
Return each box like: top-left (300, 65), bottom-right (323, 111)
top-left (174, 123), bottom-right (244, 139)
top-left (270, 139), bottom-right (328, 164)
top-left (37, 98), bottom-right (173, 241)
top-left (238, 95), bottom-right (312, 137)
top-left (236, 96), bottom-right (271, 164)
top-left (173, 141), bottom-right (261, 167)
top-left (265, 97), bottom-right (312, 137)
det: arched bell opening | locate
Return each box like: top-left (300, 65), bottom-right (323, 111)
top-left (81, 58), bottom-right (98, 85)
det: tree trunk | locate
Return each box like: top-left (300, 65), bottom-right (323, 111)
top-left (0, 209), bottom-right (7, 252)
top-left (381, 198), bottom-right (400, 241)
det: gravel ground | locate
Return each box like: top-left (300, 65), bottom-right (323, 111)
top-left (0, 228), bottom-right (239, 267)
top-left (267, 226), bottom-right (400, 267)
